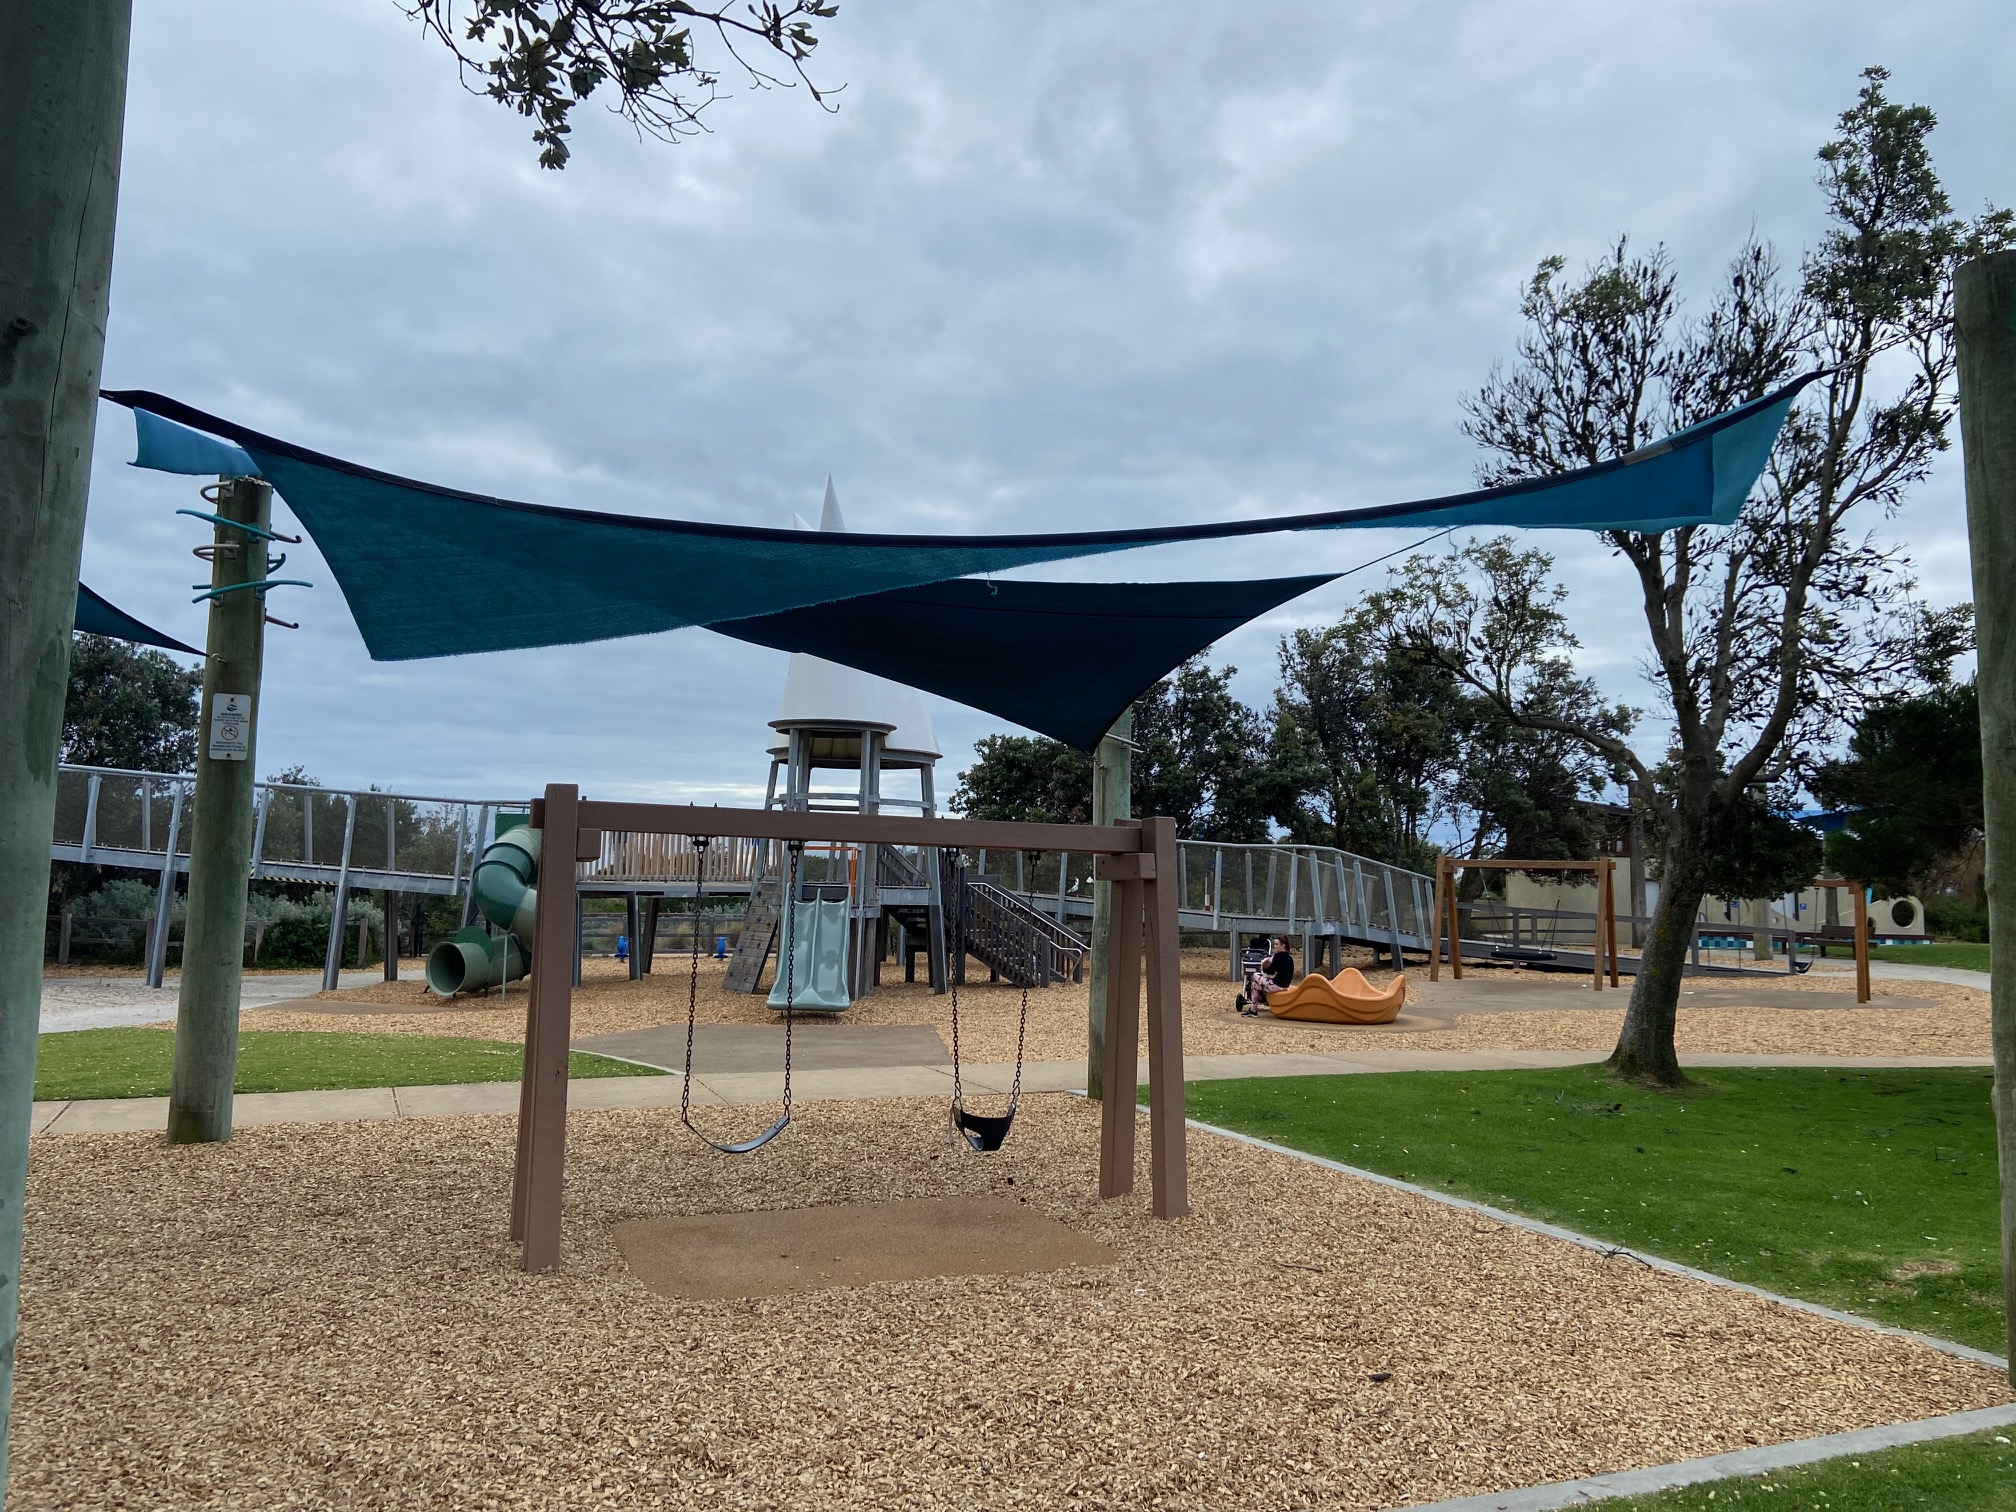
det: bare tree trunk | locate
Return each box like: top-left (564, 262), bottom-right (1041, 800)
top-left (1609, 857), bottom-right (1706, 1087)
top-left (0, 1), bottom-right (133, 1491)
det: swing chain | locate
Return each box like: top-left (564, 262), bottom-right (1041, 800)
top-left (948, 908), bottom-right (964, 1113)
top-left (1009, 950), bottom-right (1030, 1109)
top-left (780, 840), bottom-right (799, 1123)
top-left (679, 837), bottom-right (710, 1131)
top-left (678, 837), bottom-right (796, 1152)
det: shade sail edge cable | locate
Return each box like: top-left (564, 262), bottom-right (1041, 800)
top-left (99, 374), bottom-right (1820, 550)
top-left (95, 374), bottom-right (1818, 664)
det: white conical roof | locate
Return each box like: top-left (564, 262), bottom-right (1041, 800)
top-left (769, 483), bottom-right (940, 762)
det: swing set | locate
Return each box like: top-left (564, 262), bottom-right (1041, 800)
top-left (508, 785), bottom-right (1189, 1271)
top-left (674, 839), bottom-right (1034, 1155)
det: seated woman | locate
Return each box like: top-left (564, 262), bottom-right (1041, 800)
top-left (1235, 937), bottom-right (1294, 1015)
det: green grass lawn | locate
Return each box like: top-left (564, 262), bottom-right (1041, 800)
top-left (1870, 941), bottom-right (1990, 971)
top-left (1584, 1427), bottom-right (2016, 1509)
top-left (34, 1028), bottom-right (659, 1101)
top-left (1181, 1065), bottom-right (2006, 1352)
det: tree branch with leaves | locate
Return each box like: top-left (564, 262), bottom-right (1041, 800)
top-left (406, 0), bottom-right (840, 167)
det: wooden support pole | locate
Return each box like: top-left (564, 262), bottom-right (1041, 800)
top-left (1957, 247), bottom-right (2016, 1380)
top-left (1098, 877), bottom-right (1143, 1200)
top-left (624, 893), bottom-right (641, 981)
top-left (1140, 816), bottom-right (1188, 1219)
top-left (1851, 885), bottom-right (1871, 1006)
top-left (1446, 860), bottom-right (1463, 981)
top-left (1086, 710), bottom-right (1133, 1100)
top-left (1605, 858), bottom-right (1621, 988)
top-left (517, 786), bottom-right (580, 1271)
top-left (169, 476), bottom-right (272, 1145)
top-left (1590, 861), bottom-right (1604, 992)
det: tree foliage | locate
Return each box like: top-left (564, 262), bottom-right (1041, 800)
top-left (950, 734), bottom-right (1091, 827)
top-left (60, 635), bottom-right (202, 773)
top-left (1432, 67), bottom-right (2003, 1081)
top-left (953, 658), bottom-right (1273, 837)
top-left (407, 0), bottom-right (838, 167)
top-left (1814, 679), bottom-right (1983, 902)
top-left (1290, 542), bottom-right (1631, 874)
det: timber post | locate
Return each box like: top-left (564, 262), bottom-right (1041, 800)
top-left (517, 784), bottom-right (583, 1271)
top-left (168, 476), bottom-right (273, 1144)
top-left (1085, 708), bottom-right (1133, 1099)
top-left (1957, 247), bottom-right (2016, 1381)
top-left (0, 4), bottom-right (135, 1489)
top-left (1140, 816), bottom-right (1189, 1218)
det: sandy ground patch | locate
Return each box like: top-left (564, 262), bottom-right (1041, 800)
top-left (15, 1098), bottom-right (2005, 1511)
top-left (247, 949), bottom-right (1991, 1062)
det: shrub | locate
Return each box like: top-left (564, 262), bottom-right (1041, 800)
top-left (1924, 894), bottom-right (1989, 943)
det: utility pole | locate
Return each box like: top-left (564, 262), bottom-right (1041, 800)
top-left (1086, 708), bottom-right (1133, 1099)
top-left (1958, 250), bottom-right (2016, 1384)
top-left (0, 4), bottom-right (134, 1495)
top-left (168, 477), bottom-right (273, 1143)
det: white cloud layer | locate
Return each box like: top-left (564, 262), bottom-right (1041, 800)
top-left (83, 0), bottom-right (2015, 804)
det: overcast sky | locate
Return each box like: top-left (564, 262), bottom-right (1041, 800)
top-left (82, 0), bottom-right (2015, 809)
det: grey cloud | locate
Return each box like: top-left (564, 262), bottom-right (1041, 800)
top-left (82, 0), bottom-right (2012, 801)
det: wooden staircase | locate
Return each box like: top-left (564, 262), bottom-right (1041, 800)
top-left (943, 853), bottom-right (1085, 988)
top-left (721, 877), bottom-right (783, 993)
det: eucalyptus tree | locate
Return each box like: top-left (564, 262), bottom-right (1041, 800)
top-left (0, 0), bottom-right (837, 1486)
top-left (1396, 69), bottom-right (2002, 1083)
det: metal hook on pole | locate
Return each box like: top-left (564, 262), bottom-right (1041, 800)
top-left (178, 505), bottom-right (301, 544)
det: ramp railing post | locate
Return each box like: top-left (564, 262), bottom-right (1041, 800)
top-left (320, 795), bottom-right (356, 990)
top-left (145, 782), bottom-right (186, 990)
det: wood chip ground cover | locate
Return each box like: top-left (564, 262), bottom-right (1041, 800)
top-left (16, 1098), bottom-right (2007, 1510)
top-left (249, 952), bottom-right (1992, 1063)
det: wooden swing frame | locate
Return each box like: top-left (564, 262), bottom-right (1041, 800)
top-left (1429, 856), bottom-right (1621, 991)
top-left (509, 785), bottom-right (1190, 1272)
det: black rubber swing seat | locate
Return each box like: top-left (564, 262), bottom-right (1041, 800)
top-left (950, 1103), bottom-right (1018, 1152)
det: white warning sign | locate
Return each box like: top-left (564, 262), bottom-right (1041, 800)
top-left (209, 692), bottom-right (253, 762)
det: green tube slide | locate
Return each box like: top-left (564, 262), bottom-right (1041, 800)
top-left (427, 825), bottom-right (541, 997)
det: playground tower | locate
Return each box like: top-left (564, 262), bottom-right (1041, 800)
top-left (739, 484), bottom-right (952, 998)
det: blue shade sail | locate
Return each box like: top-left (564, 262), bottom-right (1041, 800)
top-left (716, 574), bottom-right (1339, 750)
top-left (74, 583), bottom-right (201, 656)
top-left (131, 408), bottom-right (260, 477)
top-left (100, 375), bottom-right (1816, 667)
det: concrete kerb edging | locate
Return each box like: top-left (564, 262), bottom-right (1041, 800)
top-left (1402, 1403), bottom-right (2016, 1510)
top-left (1181, 1117), bottom-right (2013, 1508)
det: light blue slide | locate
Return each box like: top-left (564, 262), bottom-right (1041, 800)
top-left (767, 899), bottom-right (853, 1012)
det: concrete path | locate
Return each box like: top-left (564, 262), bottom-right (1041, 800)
top-left (37, 971), bottom-right (385, 1034)
top-left (31, 1048), bottom-right (1992, 1136)
top-left (1807, 959), bottom-right (1992, 990)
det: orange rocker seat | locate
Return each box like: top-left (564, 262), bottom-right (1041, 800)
top-left (1261, 966), bottom-right (1406, 1025)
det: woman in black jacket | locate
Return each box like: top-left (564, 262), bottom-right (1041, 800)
top-left (1236, 937), bottom-right (1295, 1014)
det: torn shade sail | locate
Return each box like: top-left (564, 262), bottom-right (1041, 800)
top-left (100, 374), bottom-right (1817, 665)
top-left (716, 574), bottom-right (1338, 750)
top-left (75, 583), bottom-right (201, 656)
